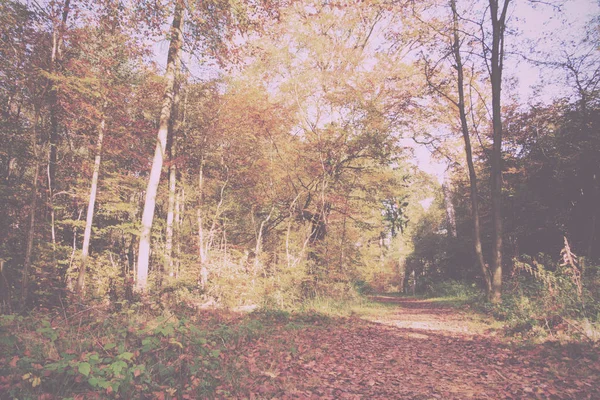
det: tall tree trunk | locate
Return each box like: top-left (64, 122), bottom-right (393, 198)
top-left (136, 1), bottom-right (184, 292)
top-left (198, 209), bottom-right (208, 288)
top-left (22, 165), bottom-right (39, 306)
top-left (76, 108), bottom-right (106, 293)
top-left (0, 260), bottom-right (12, 314)
top-left (67, 208), bottom-right (83, 290)
top-left (488, 0), bottom-right (510, 303)
top-left (175, 187), bottom-right (182, 278)
top-left (442, 174), bottom-right (457, 238)
top-left (47, 19), bottom-right (61, 189)
top-left (47, 0), bottom-right (71, 249)
top-left (165, 67), bottom-right (182, 278)
top-left (21, 108), bottom-right (42, 306)
top-left (165, 160), bottom-right (176, 277)
top-left (197, 161), bottom-right (208, 288)
top-left (254, 207), bottom-right (274, 274)
top-left (450, 0), bottom-right (491, 294)
top-left (47, 152), bottom-right (57, 255)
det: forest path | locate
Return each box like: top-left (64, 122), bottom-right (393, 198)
top-left (234, 297), bottom-right (600, 399)
top-left (365, 295), bottom-right (495, 337)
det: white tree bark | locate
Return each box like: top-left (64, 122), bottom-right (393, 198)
top-left (136, 1), bottom-right (184, 291)
top-left (76, 109), bottom-right (106, 293)
top-left (165, 92), bottom-right (180, 277)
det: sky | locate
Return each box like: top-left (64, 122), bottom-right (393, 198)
top-left (510, 0), bottom-right (599, 103)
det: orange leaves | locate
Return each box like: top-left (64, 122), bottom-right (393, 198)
top-left (1, 305), bottom-right (599, 398)
top-left (201, 308), bottom-right (600, 399)
top-left (9, 355), bottom-right (19, 368)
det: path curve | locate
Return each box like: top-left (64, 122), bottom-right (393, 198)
top-left (234, 297), bottom-right (600, 399)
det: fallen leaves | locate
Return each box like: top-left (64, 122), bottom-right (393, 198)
top-left (216, 300), bottom-right (600, 399)
top-left (1, 301), bottom-right (598, 399)
top-left (9, 355), bottom-right (19, 368)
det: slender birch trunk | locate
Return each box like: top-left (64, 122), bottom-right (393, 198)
top-left (488, 0), bottom-right (510, 303)
top-left (48, 1), bottom-right (67, 190)
top-left (21, 108), bottom-right (41, 305)
top-left (197, 162), bottom-right (208, 288)
top-left (198, 208), bottom-right (208, 288)
top-left (136, 1), bottom-right (184, 291)
top-left (254, 207), bottom-right (274, 273)
top-left (22, 165), bottom-right (39, 305)
top-left (165, 69), bottom-right (183, 278)
top-left (67, 208), bottom-right (83, 291)
top-left (206, 169), bottom-right (228, 253)
top-left (76, 108), bottom-right (106, 293)
top-left (47, 1), bottom-right (71, 255)
top-left (442, 175), bottom-right (457, 238)
top-left (174, 187), bottom-right (181, 277)
top-left (450, 0), bottom-right (491, 294)
top-left (285, 193), bottom-right (302, 268)
top-left (165, 164), bottom-right (177, 277)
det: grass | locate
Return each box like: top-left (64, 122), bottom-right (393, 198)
top-left (299, 295), bottom-right (399, 319)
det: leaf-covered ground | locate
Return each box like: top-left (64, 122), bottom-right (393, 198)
top-left (1, 297), bottom-right (599, 399)
top-left (224, 298), bottom-right (600, 399)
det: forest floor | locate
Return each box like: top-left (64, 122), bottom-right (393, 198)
top-left (224, 296), bottom-right (600, 399)
top-left (2, 296), bottom-right (599, 399)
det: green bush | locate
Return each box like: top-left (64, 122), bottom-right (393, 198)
top-left (425, 279), bottom-right (480, 300)
top-left (0, 304), bottom-right (237, 398)
top-left (495, 254), bottom-right (600, 341)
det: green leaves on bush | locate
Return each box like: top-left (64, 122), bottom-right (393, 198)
top-left (78, 362), bottom-right (91, 376)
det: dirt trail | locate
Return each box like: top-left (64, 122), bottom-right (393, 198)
top-left (236, 297), bottom-right (600, 399)
top-left (367, 296), bottom-right (494, 336)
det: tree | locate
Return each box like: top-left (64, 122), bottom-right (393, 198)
top-left (413, 0), bottom-right (494, 295)
top-left (164, 73), bottom-right (182, 279)
top-left (136, 0), bottom-right (184, 292)
top-left (449, 0), bottom-right (492, 295)
top-left (76, 103), bottom-right (106, 293)
top-left (421, 0), bottom-right (493, 294)
top-left (413, 0), bottom-right (511, 301)
top-left (488, 0), bottom-right (511, 302)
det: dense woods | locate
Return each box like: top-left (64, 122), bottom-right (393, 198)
top-left (0, 0), bottom-right (599, 396)
top-left (1, 0), bottom-right (599, 312)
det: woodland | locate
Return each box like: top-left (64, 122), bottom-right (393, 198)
top-left (0, 0), bottom-right (599, 398)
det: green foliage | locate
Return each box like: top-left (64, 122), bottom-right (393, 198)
top-left (488, 255), bottom-right (600, 342)
top-left (0, 305), bottom-right (239, 397)
top-left (424, 280), bottom-right (480, 300)
top-left (0, 299), bottom-right (362, 398)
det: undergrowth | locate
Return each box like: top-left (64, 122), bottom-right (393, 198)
top-left (299, 295), bottom-right (395, 319)
top-left (421, 250), bottom-right (600, 343)
top-left (489, 254), bottom-right (600, 343)
top-left (0, 300), bottom-right (334, 399)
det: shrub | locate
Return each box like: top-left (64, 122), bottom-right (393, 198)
top-left (501, 240), bottom-right (600, 341)
top-left (426, 279), bottom-right (480, 300)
